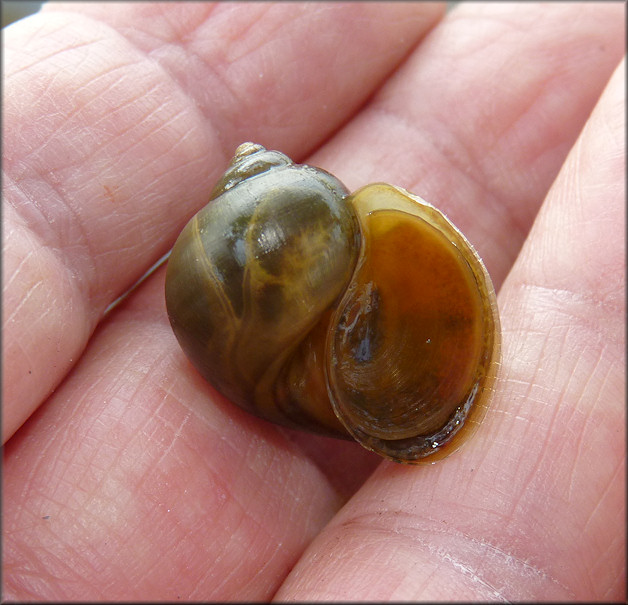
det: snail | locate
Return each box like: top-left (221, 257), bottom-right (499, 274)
top-left (165, 142), bottom-right (500, 464)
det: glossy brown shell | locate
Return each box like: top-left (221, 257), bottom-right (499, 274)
top-left (165, 143), bottom-right (501, 464)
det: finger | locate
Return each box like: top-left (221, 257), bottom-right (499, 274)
top-left (2, 263), bottom-right (378, 601)
top-left (2, 2), bottom-right (445, 442)
top-left (275, 58), bottom-right (625, 601)
top-left (312, 1), bottom-right (625, 288)
top-left (44, 1), bottom-right (446, 158)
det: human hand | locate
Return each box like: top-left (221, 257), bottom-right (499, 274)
top-left (3, 2), bottom-right (625, 600)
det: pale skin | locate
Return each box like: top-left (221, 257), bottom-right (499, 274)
top-left (2, 1), bottom-right (625, 601)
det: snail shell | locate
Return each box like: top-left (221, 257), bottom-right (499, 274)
top-left (165, 143), bottom-right (500, 463)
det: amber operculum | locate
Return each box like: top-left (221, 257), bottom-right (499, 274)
top-left (326, 184), bottom-right (499, 463)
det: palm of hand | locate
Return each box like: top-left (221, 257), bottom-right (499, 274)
top-left (3, 2), bottom-right (625, 601)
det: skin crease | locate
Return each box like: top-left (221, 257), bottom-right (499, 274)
top-left (1, 1), bottom-right (624, 601)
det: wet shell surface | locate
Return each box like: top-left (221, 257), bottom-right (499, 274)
top-left (165, 143), bottom-right (501, 463)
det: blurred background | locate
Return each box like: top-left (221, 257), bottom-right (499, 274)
top-left (2, 1), bottom-right (43, 27)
